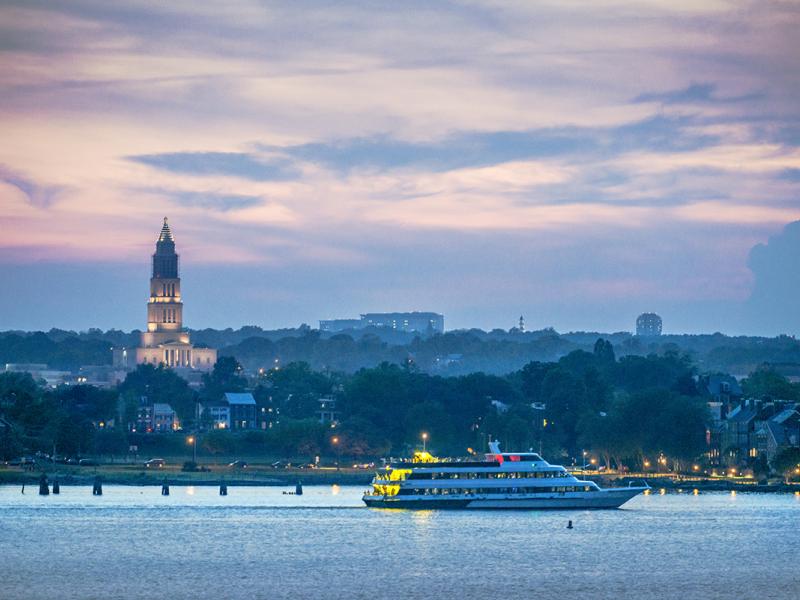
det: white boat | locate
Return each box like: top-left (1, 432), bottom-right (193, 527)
top-left (363, 442), bottom-right (647, 509)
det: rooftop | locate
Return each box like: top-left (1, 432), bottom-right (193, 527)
top-left (224, 392), bottom-right (256, 405)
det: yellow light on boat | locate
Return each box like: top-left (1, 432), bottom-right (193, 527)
top-left (412, 451), bottom-right (435, 464)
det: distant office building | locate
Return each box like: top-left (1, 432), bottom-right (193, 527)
top-left (320, 312), bottom-right (444, 334)
top-left (112, 218), bottom-right (217, 371)
top-left (636, 313), bottom-right (663, 337)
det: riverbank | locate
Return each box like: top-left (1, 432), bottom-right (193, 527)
top-left (3, 465), bottom-right (799, 493)
top-left (0, 465), bottom-right (373, 487)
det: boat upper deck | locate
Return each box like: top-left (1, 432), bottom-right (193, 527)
top-left (386, 451), bottom-right (553, 471)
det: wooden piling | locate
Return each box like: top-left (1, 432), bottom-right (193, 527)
top-left (219, 482), bottom-right (228, 496)
top-left (295, 481), bottom-right (303, 496)
top-left (52, 479), bottom-right (60, 494)
top-left (92, 476), bottom-right (103, 496)
top-left (161, 479), bottom-right (170, 496)
top-left (38, 474), bottom-right (49, 496)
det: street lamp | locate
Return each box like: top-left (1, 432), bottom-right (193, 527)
top-left (187, 435), bottom-right (197, 463)
top-left (331, 436), bottom-right (340, 471)
top-left (421, 432), bottom-right (428, 452)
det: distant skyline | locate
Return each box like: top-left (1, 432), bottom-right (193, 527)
top-left (1, 2), bottom-right (799, 336)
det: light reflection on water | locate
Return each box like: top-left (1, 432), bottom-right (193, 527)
top-left (0, 485), bottom-right (798, 600)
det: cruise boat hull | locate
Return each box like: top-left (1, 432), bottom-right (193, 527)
top-left (363, 487), bottom-right (646, 510)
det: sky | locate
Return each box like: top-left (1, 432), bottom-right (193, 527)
top-left (1, 0), bottom-right (799, 335)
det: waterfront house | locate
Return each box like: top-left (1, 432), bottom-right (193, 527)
top-left (225, 392), bottom-right (257, 430)
top-left (316, 396), bottom-right (340, 425)
top-left (202, 392), bottom-right (257, 430)
top-left (755, 409), bottom-right (800, 463)
top-left (152, 403), bottom-right (179, 432)
top-left (721, 401), bottom-right (759, 462)
top-left (133, 401), bottom-right (178, 433)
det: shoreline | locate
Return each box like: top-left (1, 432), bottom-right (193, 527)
top-left (0, 467), bottom-right (373, 487)
top-left (2, 468), bottom-right (799, 493)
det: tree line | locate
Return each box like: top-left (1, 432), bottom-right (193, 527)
top-left (3, 326), bottom-right (800, 376)
top-left (2, 339), bottom-right (800, 472)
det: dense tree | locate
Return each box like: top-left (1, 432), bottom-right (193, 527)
top-left (119, 364), bottom-right (196, 422)
top-left (331, 417), bottom-right (391, 458)
top-left (201, 356), bottom-right (247, 399)
top-left (613, 351), bottom-right (695, 393)
top-left (578, 390), bottom-right (708, 470)
top-left (741, 368), bottom-right (800, 401)
top-left (262, 362), bottom-right (332, 419)
top-left (771, 447), bottom-right (800, 481)
top-left (593, 338), bottom-right (616, 364)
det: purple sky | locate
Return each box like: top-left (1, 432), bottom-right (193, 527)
top-left (1, 1), bottom-right (799, 335)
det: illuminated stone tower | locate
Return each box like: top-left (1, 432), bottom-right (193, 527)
top-left (142, 218), bottom-right (185, 347)
top-left (113, 218), bottom-right (216, 371)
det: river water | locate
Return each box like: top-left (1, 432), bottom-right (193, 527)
top-left (1, 485), bottom-right (798, 599)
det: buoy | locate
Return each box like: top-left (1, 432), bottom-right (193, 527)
top-left (39, 474), bottom-right (49, 496)
top-left (219, 482), bottom-right (228, 496)
top-left (295, 482), bottom-right (303, 496)
top-left (52, 479), bottom-right (60, 494)
top-left (92, 476), bottom-right (103, 496)
top-left (161, 480), bottom-right (170, 496)
top-left (567, 520), bottom-right (573, 529)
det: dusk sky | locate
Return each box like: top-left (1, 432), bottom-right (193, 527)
top-left (1, 1), bottom-right (799, 335)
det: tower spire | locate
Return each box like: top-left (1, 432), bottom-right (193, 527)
top-left (158, 216), bottom-right (174, 243)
